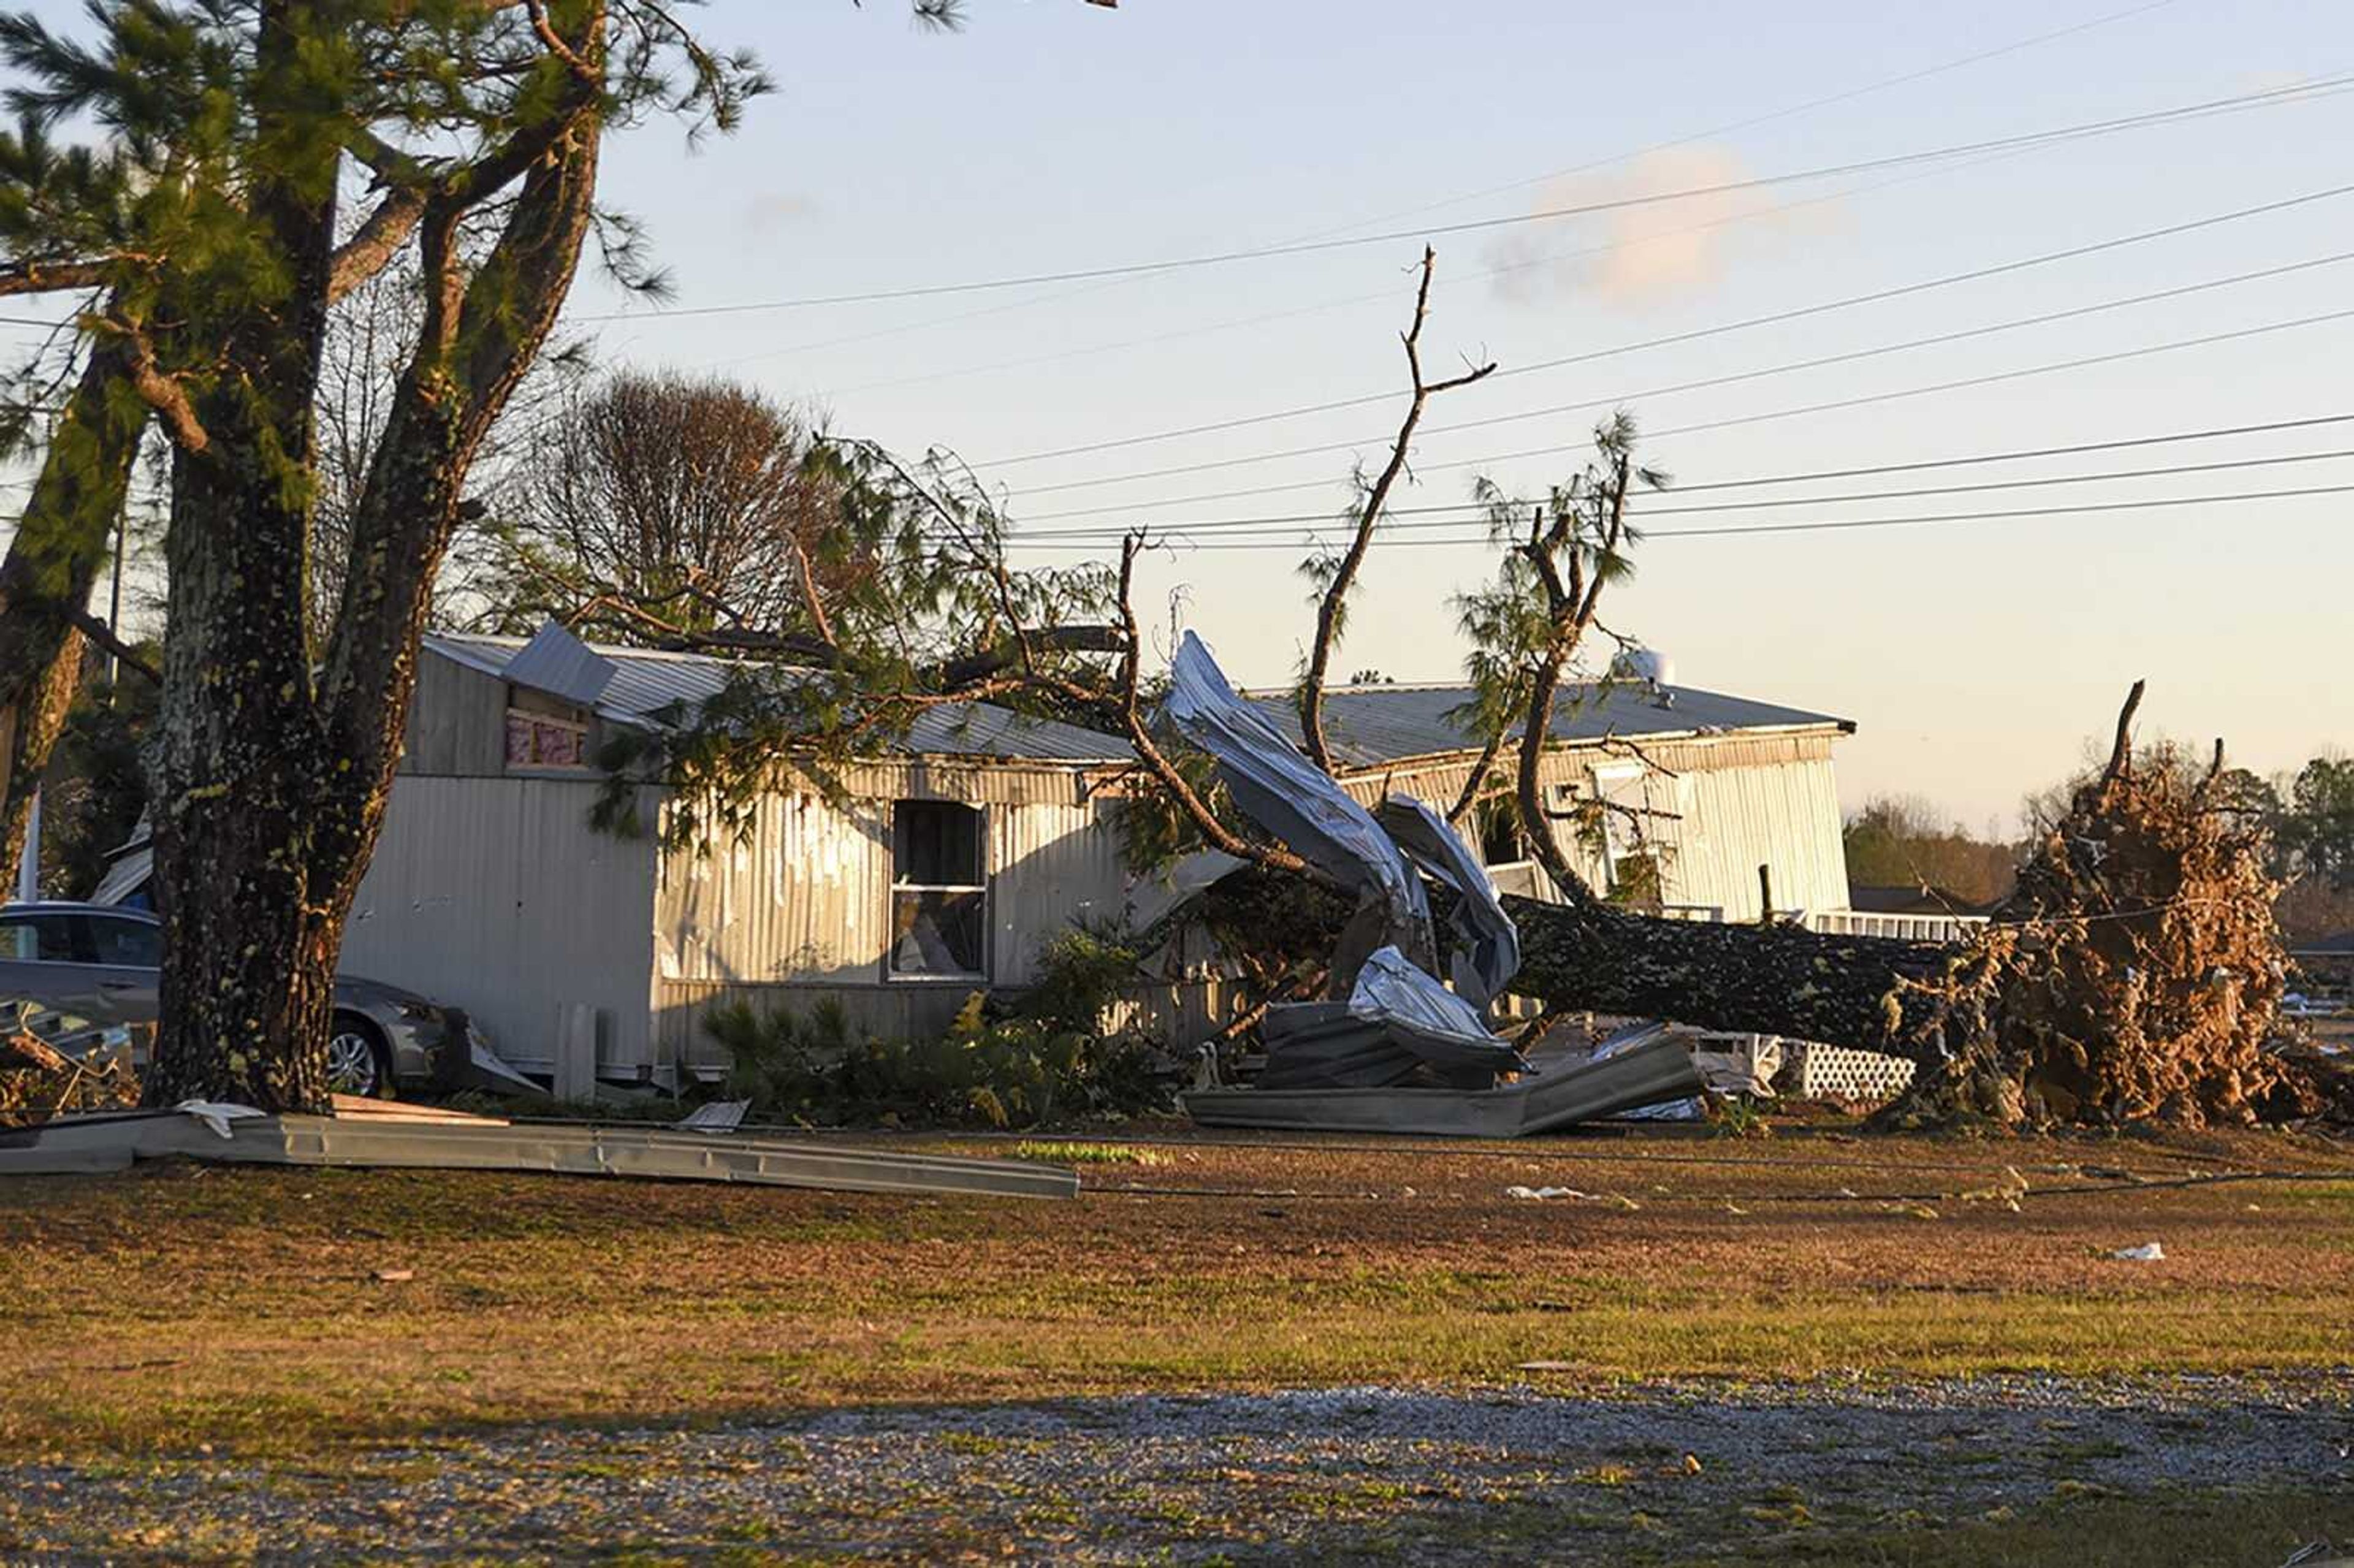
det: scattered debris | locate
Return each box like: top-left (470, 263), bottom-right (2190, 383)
top-left (675, 1098), bottom-right (752, 1134)
top-left (1167, 636), bottom-right (1702, 1132)
top-left (0, 1109), bottom-right (1078, 1198)
top-left (1187, 1033), bottom-right (1705, 1137)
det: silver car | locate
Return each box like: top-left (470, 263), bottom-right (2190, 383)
top-left (0, 901), bottom-right (471, 1097)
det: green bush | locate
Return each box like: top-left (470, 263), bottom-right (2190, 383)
top-left (703, 927), bottom-right (1173, 1129)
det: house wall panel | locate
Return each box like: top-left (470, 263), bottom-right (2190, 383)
top-left (1351, 728), bottom-right (1850, 921)
top-left (342, 774), bottom-right (660, 1073)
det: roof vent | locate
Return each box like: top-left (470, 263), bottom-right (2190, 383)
top-left (1611, 647), bottom-right (1677, 705)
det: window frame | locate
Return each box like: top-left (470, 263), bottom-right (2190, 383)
top-left (503, 685), bottom-right (594, 774)
top-left (1588, 761), bottom-right (1660, 898)
top-left (84, 912), bottom-right (164, 969)
top-left (884, 798), bottom-right (991, 983)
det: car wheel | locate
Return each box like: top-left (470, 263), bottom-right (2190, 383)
top-left (326, 1013), bottom-right (392, 1099)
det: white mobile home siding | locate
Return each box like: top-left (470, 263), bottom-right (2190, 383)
top-left (1347, 729), bottom-right (1850, 923)
top-left (341, 774), bottom-right (661, 1075)
top-left (648, 763), bottom-right (1132, 1077)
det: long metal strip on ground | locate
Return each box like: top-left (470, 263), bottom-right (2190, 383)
top-left (1184, 1034), bottom-right (1706, 1136)
top-left (0, 1112), bottom-right (1079, 1199)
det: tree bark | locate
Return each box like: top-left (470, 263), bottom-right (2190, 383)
top-left (143, 61), bottom-right (345, 1108)
top-left (1498, 891), bottom-right (1963, 1063)
top-left (0, 339), bottom-right (144, 879)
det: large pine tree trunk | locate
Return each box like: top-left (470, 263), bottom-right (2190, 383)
top-left (144, 427), bottom-right (340, 1109)
top-left (0, 342), bottom-right (143, 876)
top-left (142, 78), bottom-right (343, 1111)
top-left (1497, 891), bottom-right (1963, 1062)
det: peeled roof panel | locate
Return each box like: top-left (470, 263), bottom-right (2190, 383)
top-left (500, 622), bottom-right (619, 709)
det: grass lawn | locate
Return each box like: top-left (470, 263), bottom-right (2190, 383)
top-left (2, 1120), bottom-right (2348, 1461)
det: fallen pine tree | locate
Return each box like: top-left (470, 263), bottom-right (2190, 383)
top-left (1490, 682), bottom-right (2306, 1128)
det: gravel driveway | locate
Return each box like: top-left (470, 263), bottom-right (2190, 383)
top-left (3, 1375), bottom-right (2349, 1564)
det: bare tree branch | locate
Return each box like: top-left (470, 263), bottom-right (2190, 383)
top-left (1300, 246), bottom-right (1494, 772)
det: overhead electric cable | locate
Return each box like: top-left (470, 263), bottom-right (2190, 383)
top-left (570, 74), bottom-right (2354, 321)
top-left (978, 181), bottom-right (2354, 469)
top-left (998, 482), bottom-right (2354, 552)
top-left (723, 4), bottom-right (2178, 382)
top-left (1005, 257), bottom-right (2354, 496)
top-left (984, 445), bottom-right (2354, 543)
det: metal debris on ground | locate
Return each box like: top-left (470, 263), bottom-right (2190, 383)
top-left (0, 1103), bottom-right (1078, 1199)
top-left (676, 1098), bottom-right (752, 1134)
top-left (1168, 634), bottom-right (1704, 1133)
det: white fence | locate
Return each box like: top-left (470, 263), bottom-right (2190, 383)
top-left (1802, 908), bottom-right (1987, 944)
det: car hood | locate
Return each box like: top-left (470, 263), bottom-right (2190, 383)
top-left (332, 973), bottom-right (441, 1014)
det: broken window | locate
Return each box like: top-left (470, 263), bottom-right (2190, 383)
top-left (1475, 800), bottom-right (1525, 867)
top-left (1590, 763), bottom-right (1663, 910)
top-left (505, 686), bottom-right (590, 771)
top-left (889, 799), bottom-right (988, 979)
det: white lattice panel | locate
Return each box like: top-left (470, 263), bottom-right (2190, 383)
top-left (1788, 1042), bottom-right (1916, 1102)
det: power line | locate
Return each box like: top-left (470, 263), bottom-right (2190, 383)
top-left (1006, 256), bottom-right (2354, 497)
top-left (710, 4), bottom-right (2173, 384)
top-left (1317, 0), bottom-right (2185, 240)
top-left (990, 411), bottom-right (2354, 531)
top-left (1002, 481), bottom-right (2354, 552)
top-left (1013, 411), bottom-right (2354, 522)
top-left (985, 444), bottom-right (2354, 544)
top-left (1011, 306), bottom-right (2354, 519)
top-left (569, 74), bottom-right (2354, 322)
top-left (978, 181), bottom-right (2354, 469)
top-left (758, 147), bottom-right (2018, 392)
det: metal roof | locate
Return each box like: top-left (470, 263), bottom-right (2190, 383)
top-left (424, 631), bottom-right (1135, 766)
top-left (1241, 680), bottom-right (1854, 771)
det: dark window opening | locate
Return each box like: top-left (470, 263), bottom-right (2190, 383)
top-left (0, 913), bottom-right (81, 963)
top-left (889, 800), bottom-right (987, 978)
top-left (1476, 801), bottom-right (1525, 867)
top-left (86, 916), bottom-right (162, 967)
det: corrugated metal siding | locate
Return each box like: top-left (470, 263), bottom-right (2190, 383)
top-left (652, 782), bottom-right (1135, 1076)
top-left (991, 797), bottom-right (1130, 985)
top-left (398, 653), bottom-right (509, 777)
top-left (653, 787), bottom-right (891, 989)
top-left (1667, 754), bottom-right (1849, 919)
top-left (341, 775), bottom-right (660, 1072)
top-left (1346, 729), bottom-right (1849, 921)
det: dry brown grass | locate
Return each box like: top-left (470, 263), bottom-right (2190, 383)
top-left (1, 1122), bottom-right (2348, 1458)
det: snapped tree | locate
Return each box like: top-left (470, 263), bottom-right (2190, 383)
top-left (611, 249), bottom-right (2296, 1128)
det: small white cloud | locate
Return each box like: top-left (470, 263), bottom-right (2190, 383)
top-left (742, 192), bottom-right (818, 232)
top-left (1483, 145), bottom-right (1838, 311)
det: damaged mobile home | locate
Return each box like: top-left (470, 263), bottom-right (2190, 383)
top-left (313, 621), bottom-right (1868, 1100)
top-left (337, 623), bottom-right (1145, 1086)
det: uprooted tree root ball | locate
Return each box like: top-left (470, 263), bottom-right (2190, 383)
top-left (1883, 687), bottom-right (2291, 1129)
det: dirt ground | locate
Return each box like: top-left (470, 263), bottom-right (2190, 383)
top-left (1, 1119), bottom-right (2349, 1562)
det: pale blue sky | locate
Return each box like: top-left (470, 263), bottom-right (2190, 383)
top-left (12, 0), bottom-right (2354, 829)
top-left (568, 0), bottom-right (2354, 829)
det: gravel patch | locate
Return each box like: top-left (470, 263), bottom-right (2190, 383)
top-left (2, 1375), bottom-right (2350, 1563)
